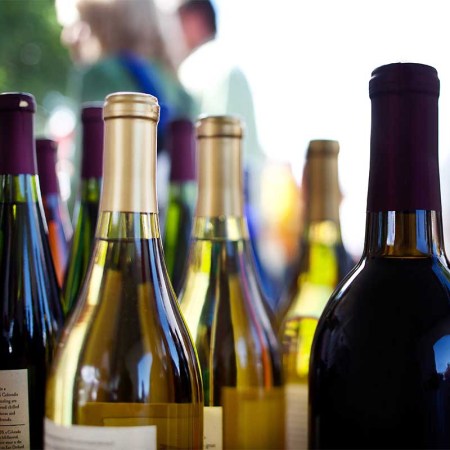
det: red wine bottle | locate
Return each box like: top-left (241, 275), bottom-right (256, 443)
top-left (0, 92), bottom-right (64, 449)
top-left (62, 104), bottom-right (104, 315)
top-left (36, 138), bottom-right (73, 289)
top-left (162, 118), bottom-right (197, 295)
top-left (309, 63), bottom-right (450, 449)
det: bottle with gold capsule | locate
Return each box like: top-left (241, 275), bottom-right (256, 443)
top-left (277, 140), bottom-right (354, 450)
top-left (44, 92), bottom-right (203, 450)
top-left (178, 115), bottom-right (285, 450)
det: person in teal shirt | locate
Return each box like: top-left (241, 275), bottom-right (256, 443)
top-left (56, 0), bottom-right (197, 212)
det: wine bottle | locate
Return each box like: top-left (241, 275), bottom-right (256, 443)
top-left (309, 63), bottom-right (450, 449)
top-left (36, 138), bottom-right (73, 289)
top-left (163, 118), bottom-right (197, 295)
top-left (45, 92), bottom-right (203, 450)
top-left (178, 115), bottom-right (285, 450)
top-left (278, 139), bottom-right (354, 449)
top-left (0, 92), bottom-right (64, 450)
top-left (62, 104), bottom-right (104, 315)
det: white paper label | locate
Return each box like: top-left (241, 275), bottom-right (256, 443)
top-left (285, 383), bottom-right (308, 450)
top-left (44, 419), bottom-right (157, 450)
top-left (204, 406), bottom-right (222, 450)
top-left (0, 369), bottom-right (30, 450)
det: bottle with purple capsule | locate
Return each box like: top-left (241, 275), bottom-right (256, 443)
top-left (163, 118), bottom-right (197, 294)
top-left (62, 103), bottom-right (104, 315)
top-left (309, 63), bottom-right (450, 449)
top-left (0, 92), bottom-right (64, 449)
top-left (36, 138), bottom-right (73, 289)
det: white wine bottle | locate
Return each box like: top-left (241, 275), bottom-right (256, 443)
top-left (277, 140), bottom-right (354, 450)
top-left (178, 115), bottom-right (285, 450)
top-left (45, 93), bottom-right (203, 450)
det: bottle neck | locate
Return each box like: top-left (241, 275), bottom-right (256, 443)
top-left (365, 84), bottom-right (443, 258)
top-left (364, 210), bottom-right (445, 257)
top-left (168, 180), bottom-right (197, 199)
top-left (303, 220), bottom-right (343, 246)
top-left (80, 177), bottom-right (102, 203)
top-left (95, 211), bottom-right (160, 240)
top-left (304, 152), bottom-right (341, 224)
top-left (37, 153), bottom-right (59, 197)
top-left (192, 216), bottom-right (249, 241)
top-left (195, 135), bottom-right (244, 217)
top-left (368, 90), bottom-right (441, 211)
top-left (81, 119), bottom-right (104, 179)
top-left (0, 110), bottom-right (36, 175)
top-left (99, 116), bottom-right (158, 214)
top-left (0, 174), bottom-right (40, 203)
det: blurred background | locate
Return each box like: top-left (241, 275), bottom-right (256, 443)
top-left (2, 0), bottom-right (450, 300)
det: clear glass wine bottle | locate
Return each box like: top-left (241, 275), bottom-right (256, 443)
top-left (45, 93), bottom-right (203, 450)
top-left (178, 115), bottom-right (285, 450)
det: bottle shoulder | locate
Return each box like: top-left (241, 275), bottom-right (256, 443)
top-left (52, 235), bottom-right (202, 404)
top-left (316, 255), bottom-right (450, 340)
top-left (179, 238), bottom-right (281, 363)
top-left (180, 237), bottom-right (267, 305)
top-left (68, 236), bottom-right (195, 353)
top-left (0, 198), bottom-right (64, 351)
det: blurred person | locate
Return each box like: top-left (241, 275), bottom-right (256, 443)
top-left (56, 0), bottom-right (195, 214)
top-left (176, 0), bottom-right (262, 165)
top-left (58, 0), bottom-right (195, 128)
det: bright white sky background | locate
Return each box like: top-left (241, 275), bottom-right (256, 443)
top-left (211, 0), bottom-right (450, 257)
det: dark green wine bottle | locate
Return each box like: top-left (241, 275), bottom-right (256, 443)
top-left (62, 104), bottom-right (104, 315)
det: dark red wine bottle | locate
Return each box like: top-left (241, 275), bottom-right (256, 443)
top-left (0, 92), bottom-right (64, 449)
top-left (309, 63), bottom-right (450, 449)
top-left (36, 138), bottom-right (73, 289)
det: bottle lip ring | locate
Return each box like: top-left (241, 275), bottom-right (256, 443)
top-left (369, 62), bottom-right (440, 97)
top-left (0, 92), bottom-right (36, 113)
top-left (103, 92), bottom-right (160, 121)
top-left (81, 102), bottom-right (104, 122)
top-left (36, 138), bottom-right (57, 153)
top-left (307, 139), bottom-right (340, 156)
top-left (196, 114), bottom-right (244, 138)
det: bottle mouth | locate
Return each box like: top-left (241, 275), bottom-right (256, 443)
top-left (307, 140), bottom-right (340, 156)
top-left (0, 92), bottom-right (35, 113)
top-left (369, 62), bottom-right (440, 97)
top-left (196, 115), bottom-right (244, 138)
top-left (103, 92), bottom-right (160, 121)
top-left (81, 102), bottom-right (104, 122)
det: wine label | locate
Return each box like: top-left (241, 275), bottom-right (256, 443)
top-left (0, 369), bottom-right (30, 450)
top-left (204, 406), bottom-right (222, 450)
top-left (285, 383), bottom-right (308, 450)
top-left (44, 419), bottom-right (156, 450)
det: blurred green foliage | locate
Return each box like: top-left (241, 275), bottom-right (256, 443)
top-left (0, 0), bottom-right (72, 107)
